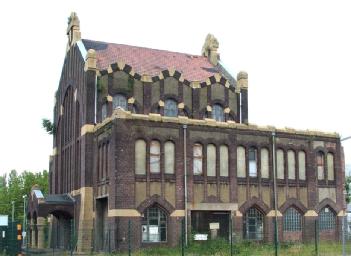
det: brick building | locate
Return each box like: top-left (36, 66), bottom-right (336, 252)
top-left (27, 13), bottom-right (345, 252)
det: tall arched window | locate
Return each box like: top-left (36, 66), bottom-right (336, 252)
top-left (244, 207), bottom-right (263, 240)
top-left (237, 146), bottom-right (246, 178)
top-left (135, 140), bottom-right (146, 175)
top-left (193, 144), bottom-right (203, 175)
top-left (207, 144), bottom-right (216, 176)
top-left (288, 150), bottom-right (296, 180)
top-left (327, 153), bottom-right (334, 181)
top-left (319, 206), bottom-right (335, 230)
top-left (249, 147), bottom-right (257, 177)
top-left (150, 141), bottom-right (161, 173)
top-left (220, 145), bottom-right (229, 177)
top-left (164, 99), bottom-right (178, 117)
top-left (317, 152), bottom-right (325, 180)
top-left (164, 141), bottom-right (175, 174)
top-left (101, 103), bottom-right (107, 120)
top-left (113, 94), bottom-right (127, 110)
top-left (212, 104), bottom-right (224, 122)
top-left (298, 151), bottom-right (306, 180)
top-left (142, 207), bottom-right (167, 242)
top-left (283, 207), bottom-right (302, 231)
top-left (260, 148), bottom-right (269, 179)
top-left (277, 149), bottom-right (285, 179)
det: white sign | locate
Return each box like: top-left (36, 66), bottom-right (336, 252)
top-left (0, 215), bottom-right (8, 226)
top-left (194, 234), bottom-right (208, 240)
top-left (149, 226), bottom-right (159, 235)
top-left (22, 231), bottom-right (26, 238)
top-left (209, 222), bottom-right (219, 230)
top-left (2, 231), bottom-right (5, 238)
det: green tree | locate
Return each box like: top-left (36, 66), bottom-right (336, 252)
top-left (345, 176), bottom-right (351, 204)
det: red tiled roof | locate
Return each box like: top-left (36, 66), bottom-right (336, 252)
top-left (82, 39), bottom-right (220, 82)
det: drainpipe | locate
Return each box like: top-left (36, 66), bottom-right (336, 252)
top-left (183, 124), bottom-right (188, 246)
top-left (272, 131), bottom-right (278, 256)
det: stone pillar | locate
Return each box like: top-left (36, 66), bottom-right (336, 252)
top-left (30, 218), bottom-right (36, 248)
top-left (37, 217), bottom-right (46, 249)
top-left (265, 210), bottom-right (283, 243)
top-left (233, 210), bottom-right (243, 241)
top-left (303, 210), bottom-right (318, 242)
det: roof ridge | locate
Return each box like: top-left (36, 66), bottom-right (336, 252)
top-left (82, 38), bottom-right (204, 58)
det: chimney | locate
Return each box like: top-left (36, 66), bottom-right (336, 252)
top-left (201, 34), bottom-right (220, 65)
top-left (66, 12), bottom-right (81, 51)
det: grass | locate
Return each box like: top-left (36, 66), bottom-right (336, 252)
top-left (111, 239), bottom-right (351, 256)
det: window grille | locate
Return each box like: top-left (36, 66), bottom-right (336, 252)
top-left (249, 148), bottom-right (257, 177)
top-left (193, 144), bottom-right (203, 175)
top-left (283, 207), bottom-right (301, 231)
top-left (319, 206), bottom-right (335, 230)
top-left (212, 104), bottom-right (224, 122)
top-left (113, 94), bottom-right (127, 110)
top-left (150, 141), bottom-right (160, 173)
top-left (164, 99), bottom-right (178, 117)
top-left (245, 208), bottom-right (263, 241)
top-left (142, 207), bottom-right (167, 242)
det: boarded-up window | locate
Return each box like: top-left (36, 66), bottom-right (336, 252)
top-left (150, 141), bottom-right (161, 173)
top-left (135, 140), bottom-right (146, 174)
top-left (207, 144), bottom-right (216, 176)
top-left (261, 148), bottom-right (269, 178)
top-left (249, 147), bottom-right (257, 177)
top-left (193, 144), bottom-right (203, 175)
top-left (317, 152), bottom-right (324, 180)
top-left (298, 151), bottom-right (306, 180)
top-left (288, 150), bottom-right (296, 180)
top-left (327, 153), bottom-right (334, 181)
top-left (277, 149), bottom-right (284, 179)
top-left (237, 146), bottom-right (246, 178)
top-left (164, 141), bottom-right (175, 174)
top-left (220, 145), bottom-right (229, 177)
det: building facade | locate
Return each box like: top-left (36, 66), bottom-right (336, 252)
top-left (27, 13), bottom-right (345, 252)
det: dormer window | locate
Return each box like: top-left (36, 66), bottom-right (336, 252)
top-left (212, 104), bottom-right (224, 122)
top-left (113, 94), bottom-right (127, 110)
top-left (164, 99), bottom-right (178, 117)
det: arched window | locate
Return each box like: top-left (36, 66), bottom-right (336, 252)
top-left (244, 207), bottom-right (263, 240)
top-left (142, 207), bottom-right (167, 242)
top-left (249, 147), bottom-right (257, 177)
top-left (135, 140), bottom-right (146, 175)
top-left (327, 153), bottom-right (334, 181)
top-left (113, 94), bottom-right (127, 110)
top-left (212, 104), bottom-right (224, 122)
top-left (298, 151), bottom-right (306, 180)
top-left (260, 148), bottom-right (269, 179)
top-left (319, 206), bottom-right (335, 230)
top-left (164, 141), bottom-right (175, 174)
top-left (164, 99), bottom-right (178, 117)
top-left (317, 152), bottom-right (325, 180)
top-left (220, 145), bottom-right (229, 177)
top-left (150, 141), bottom-right (160, 173)
top-left (283, 207), bottom-right (302, 231)
top-left (288, 150), bottom-right (296, 180)
top-left (207, 144), bottom-right (216, 176)
top-left (101, 103), bottom-right (107, 121)
top-left (193, 144), bottom-right (203, 175)
top-left (237, 146), bottom-right (246, 178)
top-left (277, 149), bottom-right (285, 179)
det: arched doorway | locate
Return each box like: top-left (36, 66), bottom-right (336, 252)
top-left (141, 206), bottom-right (167, 243)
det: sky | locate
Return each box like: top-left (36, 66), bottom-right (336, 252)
top-left (0, 0), bottom-right (350, 175)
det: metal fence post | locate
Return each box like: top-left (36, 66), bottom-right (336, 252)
top-left (315, 219), bottom-right (319, 256)
top-left (128, 220), bottom-right (131, 256)
top-left (230, 217), bottom-right (233, 256)
top-left (181, 218), bottom-right (185, 256)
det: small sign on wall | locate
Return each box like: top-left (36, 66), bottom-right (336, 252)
top-left (209, 222), bottom-right (219, 230)
top-left (194, 234), bottom-right (208, 240)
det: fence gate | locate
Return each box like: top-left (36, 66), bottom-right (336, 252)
top-left (0, 221), bottom-right (21, 256)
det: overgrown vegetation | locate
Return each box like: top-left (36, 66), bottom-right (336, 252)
top-left (0, 170), bottom-right (48, 222)
top-left (42, 118), bottom-right (55, 135)
top-left (345, 176), bottom-right (351, 203)
top-left (114, 240), bottom-right (351, 256)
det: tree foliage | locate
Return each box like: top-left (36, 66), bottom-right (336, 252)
top-left (42, 118), bottom-right (55, 135)
top-left (0, 170), bottom-right (48, 221)
top-left (345, 176), bottom-right (351, 204)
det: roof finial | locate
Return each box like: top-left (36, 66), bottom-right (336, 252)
top-left (201, 34), bottom-right (219, 65)
top-left (66, 12), bottom-right (81, 51)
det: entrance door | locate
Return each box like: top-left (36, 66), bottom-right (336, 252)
top-left (191, 211), bottom-right (230, 240)
top-left (96, 197), bottom-right (108, 251)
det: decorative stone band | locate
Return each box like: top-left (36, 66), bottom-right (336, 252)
top-left (170, 210), bottom-right (185, 217)
top-left (108, 209), bottom-right (141, 217)
top-left (266, 210), bottom-right (283, 217)
top-left (96, 62), bottom-right (233, 90)
top-left (93, 109), bottom-right (339, 139)
top-left (187, 203), bottom-right (238, 211)
top-left (304, 210), bottom-right (318, 217)
top-left (81, 124), bottom-right (95, 136)
top-left (337, 210), bottom-right (346, 217)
